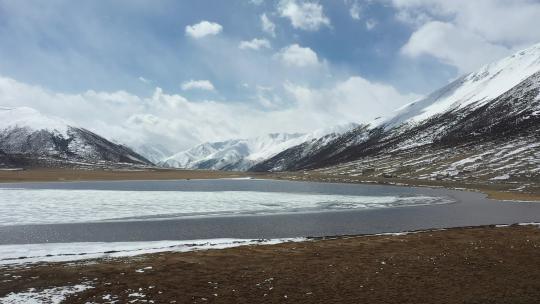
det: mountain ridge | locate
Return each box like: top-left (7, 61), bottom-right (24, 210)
top-left (252, 42), bottom-right (540, 182)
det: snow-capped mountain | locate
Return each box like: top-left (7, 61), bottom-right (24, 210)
top-left (0, 107), bottom-right (151, 168)
top-left (250, 123), bottom-right (363, 172)
top-left (253, 42), bottom-right (540, 182)
top-left (379, 42), bottom-right (540, 137)
top-left (162, 123), bottom-right (358, 171)
top-left (161, 133), bottom-right (306, 171)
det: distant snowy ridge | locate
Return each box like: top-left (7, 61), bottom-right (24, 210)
top-left (134, 144), bottom-right (173, 164)
top-left (162, 122), bottom-right (358, 171)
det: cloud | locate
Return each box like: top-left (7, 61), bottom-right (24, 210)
top-left (284, 77), bottom-right (420, 124)
top-left (365, 19), bottom-right (377, 30)
top-left (0, 73), bottom-right (418, 152)
top-left (393, 0), bottom-right (540, 44)
top-left (392, 0), bottom-right (540, 73)
top-left (278, 0), bottom-right (330, 31)
top-left (254, 85), bottom-right (283, 109)
top-left (401, 21), bottom-right (509, 73)
top-left (277, 44), bottom-right (320, 67)
top-left (394, 8), bottom-right (431, 26)
top-left (239, 38), bottom-right (271, 50)
top-left (260, 13), bottom-right (276, 37)
top-left (180, 80), bottom-right (215, 91)
top-left (138, 76), bottom-right (150, 84)
top-left (185, 21), bottom-right (223, 39)
top-left (348, 1), bottom-right (362, 20)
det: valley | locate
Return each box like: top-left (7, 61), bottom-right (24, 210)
top-left (2, 12), bottom-right (540, 304)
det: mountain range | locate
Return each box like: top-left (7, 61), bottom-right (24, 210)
top-left (252, 43), bottom-right (540, 184)
top-left (160, 123), bottom-right (358, 171)
top-left (2, 42), bottom-right (540, 179)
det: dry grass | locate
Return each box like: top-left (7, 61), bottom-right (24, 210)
top-left (2, 225), bottom-right (540, 303)
top-left (0, 168), bottom-right (254, 183)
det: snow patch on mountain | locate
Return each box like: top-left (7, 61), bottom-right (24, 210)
top-left (255, 42), bottom-right (540, 175)
top-left (382, 42), bottom-right (540, 128)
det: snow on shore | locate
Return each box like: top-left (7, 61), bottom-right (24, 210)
top-left (2, 223), bottom-right (539, 265)
top-left (0, 238), bottom-right (306, 265)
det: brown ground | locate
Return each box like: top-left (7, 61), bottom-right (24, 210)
top-left (0, 168), bottom-right (253, 183)
top-left (265, 171), bottom-right (540, 201)
top-left (1, 225), bottom-right (540, 303)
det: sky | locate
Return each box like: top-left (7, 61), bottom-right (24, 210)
top-left (1, 0), bottom-right (540, 152)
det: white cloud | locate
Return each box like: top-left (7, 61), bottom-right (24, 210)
top-left (365, 19), bottom-right (377, 30)
top-left (0, 74), bottom-right (418, 152)
top-left (393, 0), bottom-right (540, 44)
top-left (260, 13), bottom-right (276, 37)
top-left (401, 21), bottom-right (509, 73)
top-left (392, 0), bottom-right (540, 73)
top-left (254, 85), bottom-right (283, 109)
top-left (348, 1), bottom-right (362, 20)
top-left (277, 44), bottom-right (320, 67)
top-left (181, 80), bottom-right (215, 91)
top-left (138, 76), bottom-right (150, 84)
top-left (278, 0), bottom-right (330, 31)
top-left (185, 21), bottom-right (223, 39)
top-left (395, 9), bottom-right (431, 26)
top-left (284, 76), bottom-right (420, 125)
top-left (239, 38), bottom-right (271, 50)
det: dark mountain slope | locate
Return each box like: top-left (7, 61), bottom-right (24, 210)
top-left (0, 107), bottom-right (152, 168)
top-left (252, 44), bottom-right (540, 184)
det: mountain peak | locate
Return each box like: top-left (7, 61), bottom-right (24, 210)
top-left (381, 42), bottom-right (540, 129)
top-left (254, 41), bottom-right (540, 174)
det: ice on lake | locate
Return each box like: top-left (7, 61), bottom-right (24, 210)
top-left (0, 189), bottom-right (454, 226)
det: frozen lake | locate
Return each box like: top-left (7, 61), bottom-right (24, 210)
top-left (0, 186), bottom-right (452, 226)
top-left (1, 179), bottom-right (540, 245)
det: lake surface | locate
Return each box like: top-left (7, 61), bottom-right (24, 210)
top-left (1, 178), bottom-right (540, 244)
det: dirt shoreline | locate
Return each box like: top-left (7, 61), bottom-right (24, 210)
top-left (262, 171), bottom-right (540, 201)
top-left (0, 168), bottom-right (253, 183)
top-left (1, 168), bottom-right (538, 202)
top-left (1, 224), bottom-right (540, 303)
